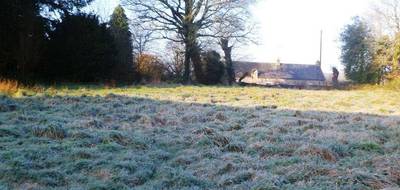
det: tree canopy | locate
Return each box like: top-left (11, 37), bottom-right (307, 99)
top-left (45, 14), bottom-right (116, 82)
top-left (109, 5), bottom-right (138, 83)
top-left (0, 0), bottom-right (95, 82)
top-left (122, 0), bottom-right (255, 84)
top-left (341, 17), bottom-right (376, 83)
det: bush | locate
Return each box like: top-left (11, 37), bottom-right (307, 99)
top-left (136, 54), bottom-right (167, 83)
top-left (198, 51), bottom-right (224, 85)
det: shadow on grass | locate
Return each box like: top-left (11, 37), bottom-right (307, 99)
top-left (0, 94), bottom-right (399, 189)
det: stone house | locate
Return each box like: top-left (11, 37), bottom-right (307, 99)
top-left (234, 61), bottom-right (326, 87)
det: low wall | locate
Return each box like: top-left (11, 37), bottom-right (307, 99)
top-left (238, 77), bottom-right (327, 87)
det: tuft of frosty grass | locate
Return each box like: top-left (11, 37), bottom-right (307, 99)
top-left (0, 85), bottom-right (400, 189)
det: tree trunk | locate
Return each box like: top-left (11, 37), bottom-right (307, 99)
top-left (239, 72), bottom-right (249, 83)
top-left (182, 37), bottom-right (203, 84)
top-left (182, 0), bottom-right (194, 84)
top-left (221, 38), bottom-right (235, 85)
top-left (183, 43), bottom-right (191, 83)
top-left (182, 23), bottom-right (203, 83)
top-left (190, 43), bottom-right (203, 83)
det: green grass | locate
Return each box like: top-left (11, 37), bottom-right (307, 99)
top-left (0, 85), bottom-right (400, 189)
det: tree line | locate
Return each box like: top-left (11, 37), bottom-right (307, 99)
top-left (340, 0), bottom-right (400, 84)
top-left (0, 1), bottom-right (139, 84)
top-left (0, 0), bottom-right (255, 85)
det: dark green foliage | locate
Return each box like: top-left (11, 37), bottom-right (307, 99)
top-left (340, 17), bottom-right (377, 84)
top-left (0, 1), bottom-right (137, 84)
top-left (38, 0), bottom-right (94, 16)
top-left (198, 51), bottom-right (225, 85)
top-left (109, 5), bottom-right (138, 83)
top-left (45, 14), bottom-right (117, 82)
top-left (110, 5), bottom-right (130, 32)
top-left (0, 0), bottom-right (94, 82)
top-left (0, 0), bottom-right (47, 82)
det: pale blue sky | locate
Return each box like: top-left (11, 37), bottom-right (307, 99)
top-left (87, 0), bottom-right (373, 72)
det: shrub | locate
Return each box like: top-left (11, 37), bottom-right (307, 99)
top-left (198, 51), bottom-right (225, 85)
top-left (136, 54), bottom-right (167, 83)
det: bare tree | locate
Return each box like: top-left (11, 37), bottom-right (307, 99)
top-left (131, 22), bottom-right (154, 57)
top-left (210, 1), bottom-right (256, 84)
top-left (129, 20), bottom-right (155, 77)
top-left (371, 0), bottom-right (400, 36)
top-left (164, 41), bottom-right (185, 79)
top-left (122, 0), bottom-right (255, 83)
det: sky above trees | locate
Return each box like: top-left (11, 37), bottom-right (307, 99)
top-left (88, 0), bottom-right (372, 72)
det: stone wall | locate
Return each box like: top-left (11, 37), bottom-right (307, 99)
top-left (238, 76), bottom-right (327, 87)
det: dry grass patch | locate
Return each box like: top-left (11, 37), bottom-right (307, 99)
top-left (0, 79), bottom-right (19, 95)
top-left (31, 123), bottom-right (67, 139)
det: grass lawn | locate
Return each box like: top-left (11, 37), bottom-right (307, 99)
top-left (0, 85), bottom-right (400, 189)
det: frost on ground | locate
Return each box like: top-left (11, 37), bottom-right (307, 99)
top-left (0, 86), bottom-right (400, 189)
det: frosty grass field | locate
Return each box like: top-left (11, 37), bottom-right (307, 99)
top-left (0, 85), bottom-right (400, 189)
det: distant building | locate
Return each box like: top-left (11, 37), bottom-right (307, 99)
top-left (234, 61), bottom-right (326, 87)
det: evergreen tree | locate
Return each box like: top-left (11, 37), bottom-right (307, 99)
top-left (0, 0), bottom-right (94, 82)
top-left (340, 17), bottom-right (376, 84)
top-left (46, 14), bottom-right (117, 83)
top-left (0, 1), bottom-right (46, 82)
top-left (109, 5), bottom-right (138, 83)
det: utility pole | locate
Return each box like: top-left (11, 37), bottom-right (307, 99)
top-left (319, 30), bottom-right (323, 65)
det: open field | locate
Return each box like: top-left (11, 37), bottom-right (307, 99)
top-left (1, 85), bottom-right (400, 189)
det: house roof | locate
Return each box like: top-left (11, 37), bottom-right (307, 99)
top-left (234, 61), bottom-right (326, 81)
